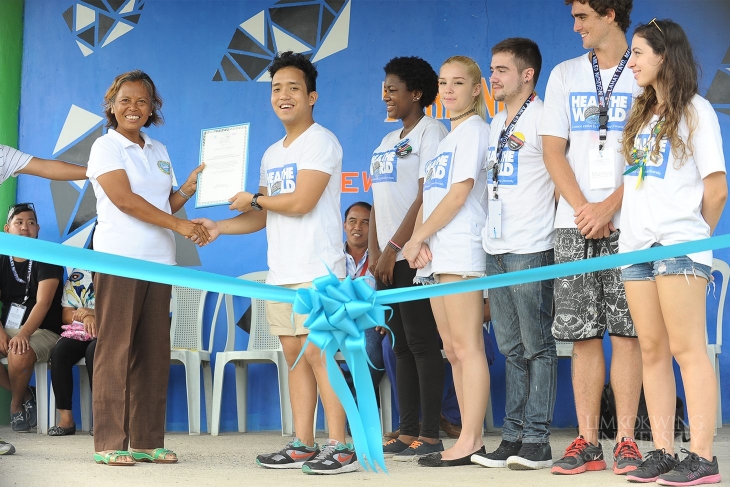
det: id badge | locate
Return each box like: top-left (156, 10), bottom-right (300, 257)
top-left (5, 303), bottom-right (27, 330)
top-left (589, 147), bottom-right (616, 190)
top-left (488, 198), bottom-right (502, 239)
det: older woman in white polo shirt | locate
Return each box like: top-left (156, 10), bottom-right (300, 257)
top-left (87, 70), bottom-right (208, 466)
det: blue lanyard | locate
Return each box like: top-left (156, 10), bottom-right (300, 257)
top-left (492, 92), bottom-right (535, 199)
top-left (591, 48), bottom-right (630, 150)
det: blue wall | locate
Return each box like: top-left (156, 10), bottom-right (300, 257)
top-left (16, 0), bottom-right (730, 431)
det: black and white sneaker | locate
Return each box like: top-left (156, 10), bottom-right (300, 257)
top-left (23, 387), bottom-right (37, 429)
top-left (392, 439), bottom-right (444, 462)
top-left (302, 439), bottom-right (359, 475)
top-left (657, 449), bottom-right (721, 486)
top-left (627, 449), bottom-right (679, 483)
top-left (472, 439), bottom-right (522, 468)
top-left (507, 442), bottom-right (553, 470)
top-left (10, 410), bottom-right (30, 433)
top-left (255, 438), bottom-right (319, 469)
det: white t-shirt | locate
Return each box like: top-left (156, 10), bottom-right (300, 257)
top-left (482, 97), bottom-right (556, 254)
top-left (619, 95), bottom-right (726, 266)
top-left (420, 115), bottom-right (490, 276)
top-left (87, 129), bottom-right (176, 265)
top-left (370, 116), bottom-right (447, 262)
top-left (259, 123), bottom-right (346, 285)
top-left (0, 145), bottom-right (32, 183)
top-left (539, 52), bottom-right (640, 229)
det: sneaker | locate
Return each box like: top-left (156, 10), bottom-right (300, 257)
top-left (507, 442), bottom-right (553, 470)
top-left (614, 436), bottom-right (643, 474)
top-left (382, 438), bottom-right (410, 456)
top-left (657, 449), bottom-right (721, 486)
top-left (627, 449), bottom-right (679, 483)
top-left (471, 439), bottom-right (522, 468)
top-left (0, 438), bottom-right (15, 455)
top-left (255, 438), bottom-right (319, 469)
top-left (23, 388), bottom-right (37, 429)
top-left (302, 439), bottom-right (359, 475)
top-left (551, 435), bottom-right (606, 475)
top-left (392, 439), bottom-right (444, 462)
top-left (10, 410), bottom-right (30, 433)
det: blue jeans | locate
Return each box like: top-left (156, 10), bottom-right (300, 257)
top-left (486, 250), bottom-right (557, 444)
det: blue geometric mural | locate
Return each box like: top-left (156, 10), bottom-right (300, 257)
top-left (213, 0), bottom-right (351, 81)
top-left (62, 0), bottom-right (146, 57)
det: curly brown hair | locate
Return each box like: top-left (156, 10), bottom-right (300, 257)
top-left (620, 19), bottom-right (698, 168)
top-left (564, 0), bottom-right (632, 33)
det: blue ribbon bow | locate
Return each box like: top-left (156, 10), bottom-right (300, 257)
top-left (292, 269), bottom-right (391, 473)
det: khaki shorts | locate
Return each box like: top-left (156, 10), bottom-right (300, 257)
top-left (265, 282), bottom-right (312, 337)
top-left (3, 328), bottom-right (60, 362)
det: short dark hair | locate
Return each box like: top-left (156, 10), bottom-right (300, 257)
top-left (7, 202), bottom-right (37, 224)
top-left (103, 70), bottom-right (163, 129)
top-left (564, 0), bottom-right (633, 33)
top-left (268, 51), bottom-right (318, 93)
top-left (344, 201), bottom-right (371, 219)
top-left (491, 38), bottom-right (543, 86)
top-left (383, 56), bottom-right (439, 108)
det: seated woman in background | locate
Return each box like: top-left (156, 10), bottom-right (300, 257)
top-left (48, 268), bottom-right (96, 436)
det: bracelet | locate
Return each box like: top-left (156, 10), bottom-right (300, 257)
top-left (387, 240), bottom-right (402, 252)
top-left (177, 187), bottom-right (192, 199)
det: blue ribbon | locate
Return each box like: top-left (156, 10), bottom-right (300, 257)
top-left (291, 269), bottom-right (390, 473)
top-left (2, 231), bottom-right (730, 474)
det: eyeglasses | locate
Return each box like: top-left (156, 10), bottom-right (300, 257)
top-left (7, 202), bottom-right (36, 223)
top-left (649, 18), bottom-right (663, 34)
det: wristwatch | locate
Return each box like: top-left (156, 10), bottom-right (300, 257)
top-left (251, 193), bottom-right (264, 210)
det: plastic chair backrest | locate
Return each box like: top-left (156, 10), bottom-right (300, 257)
top-left (711, 258), bottom-right (729, 348)
top-left (237, 271), bottom-right (282, 352)
top-left (171, 286), bottom-right (207, 351)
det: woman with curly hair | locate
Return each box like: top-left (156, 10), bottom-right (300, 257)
top-left (368, 56), bottom-right (448, 461)
top-left (620, 19), bottom-right (726, 485)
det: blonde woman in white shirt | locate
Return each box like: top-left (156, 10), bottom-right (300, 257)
top-left (403, 55), bottom-right (490, 467)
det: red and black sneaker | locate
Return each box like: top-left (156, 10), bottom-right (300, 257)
top-left (551, 435), bottom-right (606, 475)
top-left (614, 436), bottom-right (643, 474)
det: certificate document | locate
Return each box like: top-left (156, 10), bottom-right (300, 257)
top-left (196, 123), bottom-right (249, 207)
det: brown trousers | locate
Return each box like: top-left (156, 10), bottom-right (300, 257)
top-left (92, 273), bottom-right (171, 451)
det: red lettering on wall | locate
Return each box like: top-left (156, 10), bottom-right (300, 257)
top-left (362, 171), bottom-right (372, 192)
top-left (342, 172), bottom-right (358, 193)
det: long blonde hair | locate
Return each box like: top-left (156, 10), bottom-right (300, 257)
top-left (442, 56), bottom-right (487, 121)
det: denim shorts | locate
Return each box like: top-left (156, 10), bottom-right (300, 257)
top-left (622, 255), bottom-right (712, 282)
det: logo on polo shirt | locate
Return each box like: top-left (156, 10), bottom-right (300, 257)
top-left (157, 160), bottom-right (171, 174)
top-left (267, 163), bottom-right (297, 195)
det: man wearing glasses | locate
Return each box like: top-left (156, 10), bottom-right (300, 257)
top-left (0, 203), bottom-right (63, 434)
top-left (0, 145), bottom-right (86, 183)
top-left (539, 0), bottom-right (643, 476)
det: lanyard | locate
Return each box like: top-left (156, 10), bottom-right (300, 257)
top-left (358, 256), bottom-right (369, 277)
top-left (9, 258), bottom-right (33, 304)
top-left (492, 92), bottom-right (536, 199)
top-left (591, 48), bottom-right (630, 151)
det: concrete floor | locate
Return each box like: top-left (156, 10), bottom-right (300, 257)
top-left (1, 427), bottom-right (728, 486)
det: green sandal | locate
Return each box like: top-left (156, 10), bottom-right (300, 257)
top-left (130, 448), bottom-right (178, 464)
top-left (94, 450), bottom-right (136, 466)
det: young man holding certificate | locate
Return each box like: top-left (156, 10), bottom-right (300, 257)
top-left (193, 51), bottom-right (357, 475)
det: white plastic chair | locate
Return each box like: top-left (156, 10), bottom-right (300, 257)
top-left (169, 285), bottom-right (215, 435)
top-left (49, 358), bottom-right (92, 432)
top-left (210, 271), bottom-right (293, 436)
top-left (710, 258), bottom-right (728, 431)
top-left (0, 358), bottom-right (49, 434)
